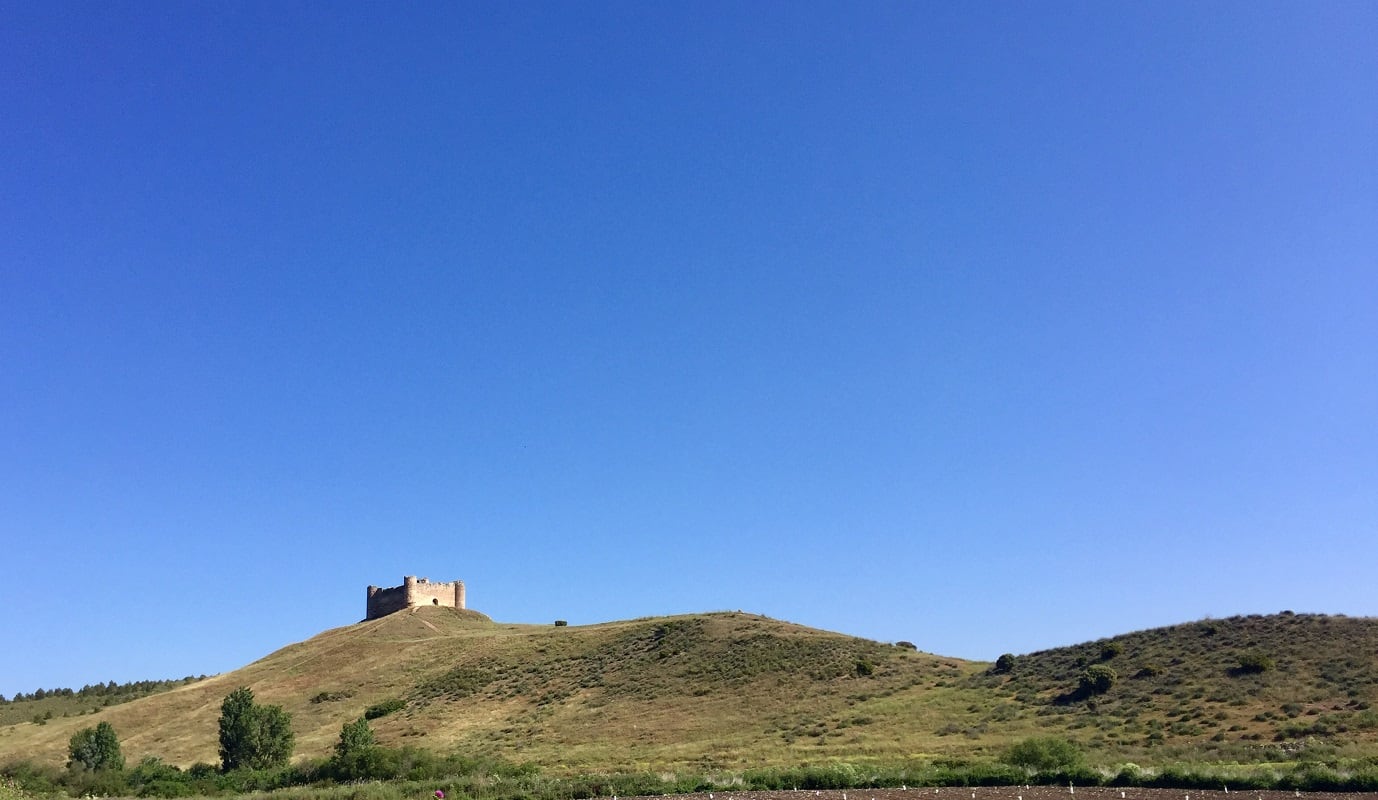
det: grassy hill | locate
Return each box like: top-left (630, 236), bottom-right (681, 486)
top-left (2, 609), bottom-right (1376, 774)
top-left (972, 612), bottom-right (1378, 760)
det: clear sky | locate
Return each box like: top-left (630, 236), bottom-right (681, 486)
top-left (2, 2), bottom-right (1375, 699)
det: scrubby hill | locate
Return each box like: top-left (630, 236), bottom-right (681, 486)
top-left (2, 610), bottom-right (1376, 774)
top-left (971, 612), bottom-right (1378, 760)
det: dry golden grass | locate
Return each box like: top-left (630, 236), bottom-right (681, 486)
top-left (3, 609), bottom-right (1376, 774)
top-left (0, 608), bottom-right (985, 772)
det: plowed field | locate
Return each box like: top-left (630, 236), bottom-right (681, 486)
top-left (608, 789), bottom-right (1375, 800)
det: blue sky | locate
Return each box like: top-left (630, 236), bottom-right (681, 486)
top-left (2, 2), bottom-right (1375, 699)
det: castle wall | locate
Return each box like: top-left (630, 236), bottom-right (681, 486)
top-left (366, 576), bottom-right (466, 620)
top-left (408, 579), bottom-right (462, 609)
top-left (366, 584), bottom-right (410, 619)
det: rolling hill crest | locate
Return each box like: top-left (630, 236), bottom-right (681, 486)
top-left (3, 609), bottom-right (1376, 771)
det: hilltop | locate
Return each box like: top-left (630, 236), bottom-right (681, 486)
top-left (1, 609), bottom-right (1375, 773)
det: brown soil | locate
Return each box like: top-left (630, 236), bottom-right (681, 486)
top-left (608, 789), bottom-right (1377, 800)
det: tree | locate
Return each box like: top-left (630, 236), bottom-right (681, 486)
top-left (218, 688), bottom-right (255, 771)
top-left (218, 687), bottom-right (294, 771)
top-left (253, 704), bottom-right (294, 768)
top-left (68, 721), bottom-right (124, 771)
top-left (993, 653), bottom-right (1016, 674)
top-left (329, 717), bottom-right (382, 780)
top-left (334, 717), bottom-right (375, 760)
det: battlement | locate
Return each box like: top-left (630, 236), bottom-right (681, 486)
top-left (366, 575), bottom-right (466, 620)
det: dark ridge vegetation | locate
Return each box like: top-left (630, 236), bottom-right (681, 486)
top-left (0, 677), bottom-right (206, 706)
top-left (0, 677), bottom-right (207, 727)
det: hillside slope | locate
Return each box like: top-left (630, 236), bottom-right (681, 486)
top-left (3, 610), bottom-right (1376, 773)
top-left (0, 609), bottom-right (978, 771)
top-left (971, 612), bottom-right (1378, 757)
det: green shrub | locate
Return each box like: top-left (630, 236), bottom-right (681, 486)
top-left (363, 698), bottom-right (406, 719)
top-left (1078, 664), bottom-right (1117, 695)
top-left (1, 760), bottom-right (63, 795)
top-left (993, 653), bottom-right (1016, 674)
top-left (126, 756), bottom-right (183, 793)
top-left (1235, 652), bottom-right (1275, 674)
top-left (309, 690), bottom-right (352, 704)
top-left (1002, 736), bottom-right (1083, 772)
top-left (62, 768), bottom-right (128, 797)
top-left (1100, 642), bottom-right (1123, 660)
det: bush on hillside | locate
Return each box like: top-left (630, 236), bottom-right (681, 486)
top-left (1234, 652), bottom-right (1275, 674)
top-left (993, 653), bottom-right (1016, 674)
top-left (1078, 664), bottom-right (1117, 695)
top-left (363, 698), bottom-right (406, 719)
top-left (1002, 736), bottom-right (1084, 772)
top-left (309, 690), bottom-right (352, 704)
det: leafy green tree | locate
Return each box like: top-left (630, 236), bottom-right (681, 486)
top-left (218, 687), bottom-right (255, 771)
top-left (335, 717), bottom-right (375, 759)
top-left (330, 717), bottom-right (383, 780)
top-left (68, 721), bottom-right (124, 771)
top-left (217, 687), bottom-right (294, 771)
top-left (253, 704), bottom-right (294, 768)
top-left (993, 653), bottom-right (1016, 674)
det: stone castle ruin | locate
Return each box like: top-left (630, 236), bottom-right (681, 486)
top-left (366, 575), bottom-right (466, 620)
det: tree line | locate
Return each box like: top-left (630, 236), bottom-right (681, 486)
top-left (2, 676), bottom-right (207, 705)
